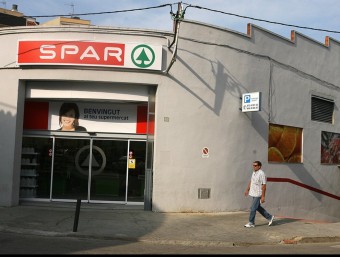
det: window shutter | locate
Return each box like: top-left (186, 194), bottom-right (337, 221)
top-left (311, 96), bottom-right (334, 124)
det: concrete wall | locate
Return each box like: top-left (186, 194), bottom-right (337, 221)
top-left (0, 21), bottom-right (339, 221)
top-left (0, 72), bottom-right (21, 206)
top-left (0, 25), bottom-right (169, 206)
top-left (152, 21), bottom-right (340, 222)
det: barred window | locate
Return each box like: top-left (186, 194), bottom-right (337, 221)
top-left (311, 96), bottom-right (334, 124)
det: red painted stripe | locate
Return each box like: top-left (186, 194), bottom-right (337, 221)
top-left (267, 177), bottom-right (340, 200)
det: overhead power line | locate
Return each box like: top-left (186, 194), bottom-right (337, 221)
top-left (24, 3), bottom-right (173, 18)
top-left (23, 2), bottom-right (340, 35)
top-left (184, 4), bottom-right (340, 34)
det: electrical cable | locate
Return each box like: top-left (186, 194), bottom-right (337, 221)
top-left (184, 4), bottom-right (340, 34)
top-left (23, 3), bottom-right (173, 19)
top-left (18, 2), bottom-right (340, 35)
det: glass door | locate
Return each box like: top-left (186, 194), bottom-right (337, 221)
top-left (21, 136), bottom-right (146, 204)
top-left (52, 138), bottom-right (90, 200)
top-left (51, 137), bottom-right (146, 203)
top-left (20, 137), bottom-right (53, 199)
top-left (90, 139), bottom-right (128, 202)
top-left (90, 139), bottom-right (146, 203)
top-left (127, 141), bottom-right (146, 202)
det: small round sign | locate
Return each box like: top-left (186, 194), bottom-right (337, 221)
top-left (202, 147), bottom-right (209, 158)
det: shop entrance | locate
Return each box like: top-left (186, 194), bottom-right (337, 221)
top-left (20, 136), bottom-right (146, 204)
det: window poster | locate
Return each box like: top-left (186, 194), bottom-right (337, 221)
top-left (23, 100), bottom-right (149, 134)
top-left (268, 124), bottom-right (302, 163)
top-left (321, 131), bottom-right (340, 164)
top-left (49, 102), bottom-right (138, 133)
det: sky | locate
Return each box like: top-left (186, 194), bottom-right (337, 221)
top-left (4, 0), bottom-right (340, 44)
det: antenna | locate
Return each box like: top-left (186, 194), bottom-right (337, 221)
top-left (65, 2), bottom-right (75, 17)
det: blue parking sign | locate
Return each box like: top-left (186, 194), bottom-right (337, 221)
top-left (244, 95), bottom-right (251, 103)
top-left (242, 92), bottom-right (261, 112)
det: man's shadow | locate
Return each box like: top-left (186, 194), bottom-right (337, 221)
top-left (256, 217), bottom-right (299, 227)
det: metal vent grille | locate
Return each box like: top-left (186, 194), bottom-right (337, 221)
top-left (198, 188), bottom-right (211, 199)
top-left (311, 96), bottom-right (334, 124)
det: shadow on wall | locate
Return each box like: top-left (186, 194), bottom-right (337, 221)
top-left (0, 105), bottom-right (17, 204)
top-left (0, 105), bottom-right (16, 155)
top-left (174, 50), bottom-right (247, 116)
top-left (172, 47), bottom-right (333, 220)
top-left (175, 48), bottom-right (324, 201)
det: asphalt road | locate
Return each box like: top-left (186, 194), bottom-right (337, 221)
top-left (1, 232), bottom-right (340, 254)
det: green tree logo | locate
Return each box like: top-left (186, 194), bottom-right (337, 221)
top-left (131, 44), bottom-right (155, 68)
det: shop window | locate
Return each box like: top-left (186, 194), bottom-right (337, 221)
top-left (268, 124), bottom-right (302, 163)
top-left (311, 96), bottom-right (334, 124)
top-left (20, 137), bottom-right (53, 199)
top-left (321, 131), bottom-right (340, 164)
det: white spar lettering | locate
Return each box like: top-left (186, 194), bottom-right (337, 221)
top-left (39, 44), bottom-right (123, 61)
top-left (104, 47), bottom-right (122, 62)
top-left (39, 45), bottom-right (56, 59)
top-left (79, 46), bottom-right (99, 60)
top-left (62, 45), bottom-right (78, 59)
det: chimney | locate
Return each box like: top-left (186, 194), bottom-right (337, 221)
top-left (11, 4), bottom-right (18, 11)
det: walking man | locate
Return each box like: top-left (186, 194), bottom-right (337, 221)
top-left (244, 161), bottom-right (274, 228)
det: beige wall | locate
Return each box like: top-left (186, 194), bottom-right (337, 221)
top-left (0, 22), bottom-right (339, 221)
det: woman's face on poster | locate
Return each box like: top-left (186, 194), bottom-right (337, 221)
top-left (61, 109), bottom-right (76, 130)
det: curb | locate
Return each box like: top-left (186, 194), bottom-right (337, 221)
top-left (138, 239), bottom-right (235, 247)
top-left (1, 226), bottom-right (340, 247)
top-left (0, 226), bottom-right (275, 247)
top-left (280, 236), bottom-right (340, 244)
top-left (0, 226), bottom-right (67, 237)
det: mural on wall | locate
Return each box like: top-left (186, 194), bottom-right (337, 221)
top-left (268, 124), bottom-right (302, 163)
top-left (321, 131), bottom-right (340, 164)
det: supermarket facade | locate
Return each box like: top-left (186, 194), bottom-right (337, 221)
top-left (0, 20), bottom-right (339, 222)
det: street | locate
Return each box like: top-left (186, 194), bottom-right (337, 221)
top-left (1, 232), bottom-right (339, 254)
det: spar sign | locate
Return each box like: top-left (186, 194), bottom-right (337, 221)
top-left (17, 40), bottom-right (162, 70)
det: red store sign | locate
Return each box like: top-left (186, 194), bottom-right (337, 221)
top-left (17, 40), bottom-right (162, 70)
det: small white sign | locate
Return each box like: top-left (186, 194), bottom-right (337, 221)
top-left (242, 92), bottom-right (261, 112)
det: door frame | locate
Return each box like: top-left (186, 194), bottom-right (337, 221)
top-left (21, 132), bottom-right (147, 205)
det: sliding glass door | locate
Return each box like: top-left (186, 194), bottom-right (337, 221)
top-left (52, 138), bottom-right (90, 200)
top-left (21, 136), bottom-right (146, 204)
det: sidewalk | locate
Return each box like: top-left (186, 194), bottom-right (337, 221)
top-left (0, 201), bottom-right (339, 247)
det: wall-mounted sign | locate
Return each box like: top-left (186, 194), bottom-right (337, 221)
top-left (17, 40), bottom-right (162, 70)
top-left (128, 159), bottom-right (136, 169)
top-left (242, 92), bottom-right (261, 112)
top-left (202, 147), bottom-right (209, 158)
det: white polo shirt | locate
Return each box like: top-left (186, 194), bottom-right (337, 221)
top-left (249, 169), bottom-right (266, 197)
